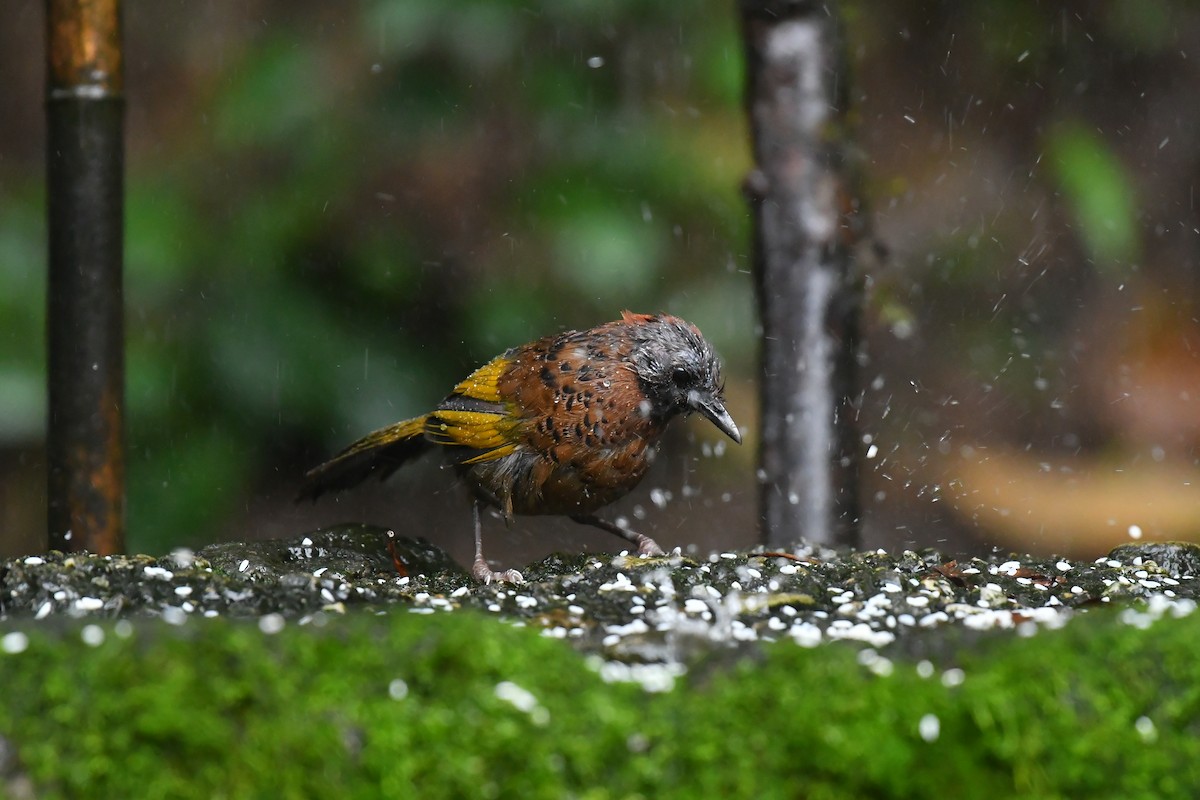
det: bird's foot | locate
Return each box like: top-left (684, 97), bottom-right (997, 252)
top-left (571, 514), bottom-right (668, 558)
top-left (634, 534), bottom-right (666, 558)
top-left (472, 558), bottom-right (524, 585)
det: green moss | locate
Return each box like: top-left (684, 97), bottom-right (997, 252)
top-left (1, 607), bottom-right (1198, 798)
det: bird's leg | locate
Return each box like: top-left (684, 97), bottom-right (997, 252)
top-left (571, 514), bottom-right (666, 557)
top-left (471, 499), bottom-right (524, 584)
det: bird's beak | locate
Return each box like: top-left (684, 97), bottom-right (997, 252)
top-left (694, 396), bottom-right (742, 444)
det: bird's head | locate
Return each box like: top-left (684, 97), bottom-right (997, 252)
top-left (623, 311), bottom-right (741, 444)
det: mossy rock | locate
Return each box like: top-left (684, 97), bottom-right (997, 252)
top-left (0, 605), bottom-right (1198, 799)
top-left (2, 529), bottom-right (1198, 797)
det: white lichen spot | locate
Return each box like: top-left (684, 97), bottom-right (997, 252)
top-left (857, 648), bottom-right (894, 676)
top-left (161, 606), bottom-right (188, 626)
top-left (2, 632), bottom-right (29, 655)
top-left (940, 668), bottom-right (966, 688)
top-left (81, 624), bottom-right (105, 648)
top-left (494, 681), bottom-right (549, 726)
top-left (75, 597), bottom-right (104, 612)
top-left (790, 622), bottom-right (823, 648)
top-left (918, 713), bottom-right (940, 742)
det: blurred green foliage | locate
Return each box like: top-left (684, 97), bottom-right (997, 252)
top-left (2, 0), bottom-right (1194, 556)
top-left (1, 0), bottom-right (756, 553)
top-left (1047, 123), bottom-right (1139, 268)
top-left (0, 194), bottom-right (45, 443)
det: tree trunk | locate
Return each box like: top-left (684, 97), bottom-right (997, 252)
top-left (740, 0), bottom-right (864, 549)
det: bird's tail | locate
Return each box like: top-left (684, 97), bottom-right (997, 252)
top-left (297, 415), bottom-right (431, 502)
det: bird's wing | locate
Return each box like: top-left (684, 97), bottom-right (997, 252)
top-left (297, 415), bottom-right (429, 501)
top-left (425, 355), bottom-right (523, 463)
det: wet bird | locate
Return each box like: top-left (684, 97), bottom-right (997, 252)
top-left (299, 311), bottom-right (741, 583)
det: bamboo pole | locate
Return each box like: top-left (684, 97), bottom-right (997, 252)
top-left (45, 0), bottom-right (126, 554)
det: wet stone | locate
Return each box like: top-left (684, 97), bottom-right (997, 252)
top-left (199, 524), bottom-right (465, 582)
top-left (1107, 541), bottom-right (1200, 580)
top-left (1, 529), bottom-right (1198, 667)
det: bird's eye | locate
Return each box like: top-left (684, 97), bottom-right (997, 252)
top-left (670, 366), bottom-right (691, 386)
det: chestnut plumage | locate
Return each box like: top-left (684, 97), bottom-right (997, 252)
top-left (299, 311), bottom-right (740, 583)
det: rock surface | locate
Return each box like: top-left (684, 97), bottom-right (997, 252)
top-left (2, 526), bottom-right (1196, 662)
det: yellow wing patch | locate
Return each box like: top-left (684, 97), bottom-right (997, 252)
top-left (450, 356), bottom-right (511, 404)
top-left (429, 355), bottom-right (524, 463)
top-left (425, 409), bottom-right (519, 452)
top-left (462, 444), bottom-right (519, 464)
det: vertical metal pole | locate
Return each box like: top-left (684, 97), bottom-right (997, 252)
top-left (45, 0), bottom-right (126, 554)
top-left (740, 0), bottom-right (863, 549)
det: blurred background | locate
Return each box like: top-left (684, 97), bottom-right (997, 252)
top-left (2, 0), bottom-right (1198, 564)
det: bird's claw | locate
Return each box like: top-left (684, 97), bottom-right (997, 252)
top-left (635, 535), bottom-right (666, 558)
top-left (472, 559), bottom-right (524, 584)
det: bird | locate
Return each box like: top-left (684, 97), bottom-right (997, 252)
top-left (298, 311), bottom-right (741, 583)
